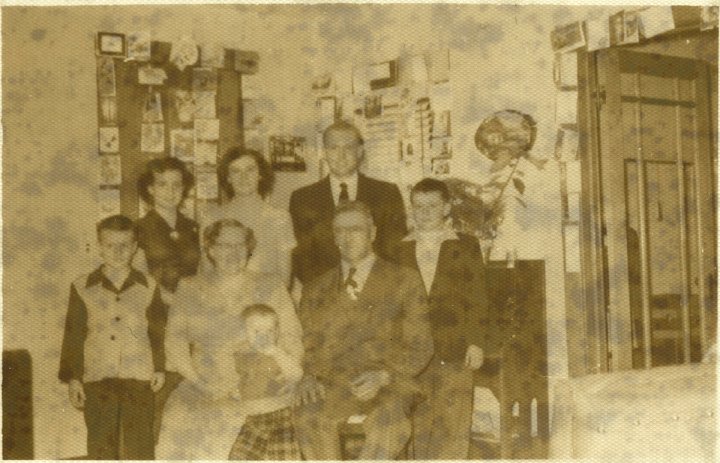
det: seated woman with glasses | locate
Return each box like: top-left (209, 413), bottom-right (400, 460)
top-left (156, 219), bottom-right (303, 460)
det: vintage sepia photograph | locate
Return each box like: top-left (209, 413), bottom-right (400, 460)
top-left (1, 2), bottom-right (717, 461)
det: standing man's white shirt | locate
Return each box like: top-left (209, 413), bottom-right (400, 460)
top-left (330, 173), bottom-right (359, 206)
top-left (403, 227), bottom-right (458, 293)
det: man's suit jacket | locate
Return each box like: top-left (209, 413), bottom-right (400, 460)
top-left (392, 233), bottom-right (502, 363)
top-left (289, 174), bottom-right (407, 285)
top-left (298, 256), bottom-right (433, 396)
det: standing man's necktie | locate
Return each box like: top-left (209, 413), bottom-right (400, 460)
top-left (345, 266), bottom-right (358, 300)
top-left (339, 182), bottom-right (349, 205)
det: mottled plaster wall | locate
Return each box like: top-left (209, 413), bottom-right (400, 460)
top-left (2, 4), bottom-right (606, 457)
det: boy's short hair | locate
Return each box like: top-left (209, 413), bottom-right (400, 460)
top-left (411, 178), bottom-right (451, 203)
top-left (241, 304), bottom-right (279, 324)
top-left (96, 214), bottom-right (137, 241)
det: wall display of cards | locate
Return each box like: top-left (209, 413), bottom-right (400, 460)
top-left (269, 136), bottom-right (307, 172)
top-left (94, 31), bottom-right (258, 219)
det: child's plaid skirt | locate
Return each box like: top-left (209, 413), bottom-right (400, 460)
top-left (228, 407), bottom-right (301, 460)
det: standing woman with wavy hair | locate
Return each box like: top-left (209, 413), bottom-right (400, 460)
top-left (205, 148), bottom-right (295, 288)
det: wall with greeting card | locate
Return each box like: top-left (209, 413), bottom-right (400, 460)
top-left (94, 33), bottom-right (258, 223)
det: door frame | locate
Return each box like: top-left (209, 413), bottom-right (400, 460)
top-left (577, 43), bottom-right (717, 373)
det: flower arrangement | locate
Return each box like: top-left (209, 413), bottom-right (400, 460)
top-left (445, 110), bottom-right (546, 248)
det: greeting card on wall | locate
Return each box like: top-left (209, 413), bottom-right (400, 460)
top-left (194, 91), bottom-right (217, 119)
top-left (551, 21), bottom-right (586, 53)
top-left (195, 166), bottom-right (219, 199)
top-left (201, 43), bottom-right (225, 68)
top-left (97, 56), bottom-right (117, 96)
top-left (170, 129), bottom-right (195, 162)
top-left (194, 119), bottom-right (219, 165)
top-left (175, 90), bottom-right (196, 123)
top-left (586, 16), bottom-right (611, 51)
top-left (138, 66), bottom-right (168, 86)
top-left (99, 127), bottom-right (119, 152)
top-left (127, 31), bottom-right (151, 61)
top-left (99, 96), bottom-right (117, 125)
top-left (639, 6), bottom-right (675, 39)
top-left (193, 68), bottom-right (218, 92)
top-left (143, 92), bottom-right (164, 123)
top-left (99, 154), bottom-right (122, 186)
top-left (141, 123), bottom-right (165, 153)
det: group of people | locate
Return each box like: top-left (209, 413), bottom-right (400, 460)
top-left (58, 120), bottom-right (502, 460)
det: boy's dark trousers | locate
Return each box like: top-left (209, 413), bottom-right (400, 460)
top-left (83, 378), bottom-right (155, 460)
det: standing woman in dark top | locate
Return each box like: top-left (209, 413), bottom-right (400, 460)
top-left (135, 157), bottom-right (200, 442)
top-left (136, 157), bottom-right (200, 294)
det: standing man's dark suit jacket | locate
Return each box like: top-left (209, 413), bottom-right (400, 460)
top-left (392, 233), bottom-right (502, 363)
top-left (289, 174), bottom-right (407, 285)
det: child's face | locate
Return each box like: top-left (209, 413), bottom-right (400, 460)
top-left (98, 229), bottom-right (137, 271)
top-left (245, 314), bottom-right (279, 351)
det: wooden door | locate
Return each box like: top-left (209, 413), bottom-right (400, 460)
top-left (597, 49), bottom-right (716, 370)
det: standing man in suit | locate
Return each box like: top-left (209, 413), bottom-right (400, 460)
top-left (392, 178), bottom-right (501, 459)
top-left (294, 201), bottom-right (433, 460)
top-left (289, 121), bottom-right (407, 285)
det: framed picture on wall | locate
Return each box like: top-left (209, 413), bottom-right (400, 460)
top-left (97, 32), bottom-right (126, 57)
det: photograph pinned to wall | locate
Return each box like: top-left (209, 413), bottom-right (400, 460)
top-left (98, 127), bottom-right (119, 152)
top-left (555, 90), bottom-right (578, 125)
top-left (96, 32), bottom-right (125, 57)
top-left (99, 96), bottom-right (117, 125)
top-left (316, 96), bottom-right (336, 132)
top-left (170, 36), bottom-right (199, 71)
top-left (195, 165), bottom-right (219, 199)
top-left (138, 66), bottom-right (168, 85)
top-left (550, 21), bottom-right (586, 53)
top-left (97, 56), bottom-right (117, 96)
top-left (99, 154), bottom-right (121, 186)
top-left (141, 123), bottom-right (165, 153)
top-left (142, 92), bottom-right (164, 123)
top-left (369, 60), bottom-right (397, 90)
top-left (433, 110), bottom-right (451, 138)
top-left (242, 99), bottom-right (263, 128)
top-left (193, 68), bottom-right (218, 92)
top-left (638, 6), bottom-right (675, 39)
top-left (425, 47), bottom-right (450, 84)
top-left (269, 135), bottom-right (307, 172)
top-left (554, 127), bottom-right (580, 161)
top-left (98, 187), bottom-right (121, 219)
top-left (126, 31), bottom-right (151, 61)
top-left (586, 15), bottom-right (611, 51)
top-left (553, 52), bottom-right (578, 89)
top-left (431, 157), bottom-right (451, 177)
top-left (194, 91), bottom-right (216, 119)
top-left (701, 5), bottom-right (719, 31)
top-left (400, 136), bottom-right (423, 166)
top-left (622, 10), bottom-right (640, 44)
top-left (200, 43), bottom-right (225, 68)
top-left (170, 129), bottom-right (195, 162)
top-left (175, 90), bottom-right (196, 123)
top-left (364, 94), bottom-right (383, 119)
top-left (429, 137), bottom-right (452, 159)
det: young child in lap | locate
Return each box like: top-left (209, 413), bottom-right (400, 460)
top-left (228, 304), bottom-right (304, 460)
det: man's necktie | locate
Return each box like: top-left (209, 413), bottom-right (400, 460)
top-left (345, 267), bottom-right (358, 299)
top-left (339, 182), bottom-right (349, 205)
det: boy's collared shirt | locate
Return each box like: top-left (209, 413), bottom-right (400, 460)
top-left (59, 266), bottom-right (167, 384)
top-left (403, 227), bottom-right (459, 293)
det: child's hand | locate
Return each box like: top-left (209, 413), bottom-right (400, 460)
top-left (68, 379), bottom-right (85, 410)
top-left (151, 372), bottom-right (166, 392)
